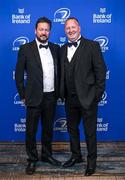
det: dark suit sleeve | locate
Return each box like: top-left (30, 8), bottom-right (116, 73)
top-left (59, 46), bottom-right (65, 100)
top-left (55, 44), bottom-right (61, 98)
top-left (92, 42), bottom-right (107, 101)
top-left (15, 46), bottom-right (26, 100)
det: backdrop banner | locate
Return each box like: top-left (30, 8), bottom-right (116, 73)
top-left (0, 0), bottom-right (125, 141)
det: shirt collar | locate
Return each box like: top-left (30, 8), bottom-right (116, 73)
top-left (35, 38), bottom-right (48, 47)
top-left (68, 35), bottom-right (81, 43)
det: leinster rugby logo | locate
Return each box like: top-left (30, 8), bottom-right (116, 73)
top-left (54, 118), bottom-right (67, 132)
top-left (98, 91), bottom-right (107, 106)
top-left (14, 93), bottom-right (25, 106)
top-left (94, 36), bottom-right (109, 52)
top-left (12, 36), bottom-right (29, 51)
top-left (54, 8), bottom-right (71, 24)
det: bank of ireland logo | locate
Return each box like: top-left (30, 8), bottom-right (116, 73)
top-left (98, 91), bottom-right (107, 106)
top-left (60, 36), bottom-right (66, 43)
top-left (54, 118), bottom-right (67, 132)
top-left (54, 8), bottom-right (71, 24)
top-left (100, 8), bottom-right (106, 13)
top-left (12, 36), bottom-right (29, 51)
top-left (57, 98), bottom-right (65, 105)
top-left (94, 36), bottom-right (109, 52)
top-left (14, 118), bottom-right (26, 132)
top-left (18, 8), bottom-right (24, 14)
top-left (12, 8), bottom-right (31, 24)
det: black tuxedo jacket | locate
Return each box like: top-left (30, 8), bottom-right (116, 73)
top-left (15, 40), bottom-right (60, 106)
top-left (60, 36), bottom-right (107, 109)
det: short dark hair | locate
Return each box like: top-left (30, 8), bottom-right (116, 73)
top-left (35, 17), bottom-right (52, 30)
top-left (65, 17), bottom-right (80, 25)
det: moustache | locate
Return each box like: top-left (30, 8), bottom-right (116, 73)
top-left (40, 35), bottom-right (47, 38)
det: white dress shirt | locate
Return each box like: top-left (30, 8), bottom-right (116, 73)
top-left (36, 38), bottom-right (54, 92)
top-left (67, 35), bottom-right (81, 62)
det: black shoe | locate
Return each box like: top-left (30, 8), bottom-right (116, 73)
top-left (25, 162), bottom-right (36, 175)
top-left (63, 157), bottom-right (83, 167)
top-left (85, 167), bottom-right (96, 176)
top-left (41, 156), bottom-right (61, 166)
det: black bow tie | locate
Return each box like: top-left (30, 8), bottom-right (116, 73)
top-left (39, 44), bottom-right (48, 49)
top-left (67, 37), bottom-right (81, 48)
top-left (67, 41), bottom-right (77, 47)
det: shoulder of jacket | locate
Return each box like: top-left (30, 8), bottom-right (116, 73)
top-left (49, 42), bottom-right (60, 48)
top-left (20, 40), bottom-right (33, 49)
top-left (82, 38), bottom-right (99, 48)
top-left (86, 38), bottom-right (98, 44)
top-left (60, 43), bottom-right (67, 50)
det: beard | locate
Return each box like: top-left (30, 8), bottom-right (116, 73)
top-left (36, 35), bottom-right (49, 44)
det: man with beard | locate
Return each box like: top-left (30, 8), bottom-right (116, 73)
top-left (15, 17), bottom-right (61, 175)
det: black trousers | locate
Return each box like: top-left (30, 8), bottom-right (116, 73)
top-left (65, 95), bottom-right (98, 167)
top-left (26, 92), bottom-right (56, 162)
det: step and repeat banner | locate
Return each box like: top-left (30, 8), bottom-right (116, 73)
top-left (0, 0), bottom-right (125, 141)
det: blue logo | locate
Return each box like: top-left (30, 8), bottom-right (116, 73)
top-left (14, 93), bottom-right (25, 106)
top-left (54, 118), bottom-right (67, 132)
top-left (54, 8), bottom-right (71, 24)
top-left (98, 91), bottom-right (107, 106)
top-left (94, 36), bottom-right (109, 52)
top-left (13, 36), bottom-right (29, 51)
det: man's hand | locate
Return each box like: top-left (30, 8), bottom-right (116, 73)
top-left (21, 99), bottom-right (25, 105)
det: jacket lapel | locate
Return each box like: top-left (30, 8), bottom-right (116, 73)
top-left (29, 40), bottom-right (43, 70)
top-left (48, 43), bottom-right (58, 76)
top-left (61, 44), bottom-right (68, 62)
top-left (49, 43), bottom-right (56, 63)
top-left (76, 37), bottom-right (86, 58)
top-left (71, 36), bottom-right (86, 61)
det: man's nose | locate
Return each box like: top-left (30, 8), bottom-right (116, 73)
top-left (69, 28), bottom-right (73, 33)
top-left (42, 30), bottom-right (46, 34)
